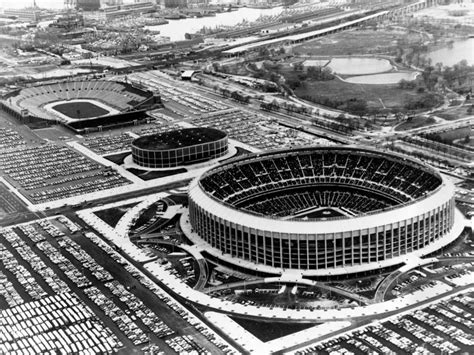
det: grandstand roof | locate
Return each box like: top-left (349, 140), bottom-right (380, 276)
top-left (193, 146), bottom-right (450, 226)
top-left (132, 128), bottom-right (227, 150)
top-left (190, 175), bottom-right (454, 234)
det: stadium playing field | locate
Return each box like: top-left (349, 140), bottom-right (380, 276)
top-left (52, 101), bottom-right (110, 119)
top-left (296, 207), bottom-right (346, 219)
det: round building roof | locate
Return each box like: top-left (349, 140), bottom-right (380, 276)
top-left (132, 127), bottom-right (227, 151)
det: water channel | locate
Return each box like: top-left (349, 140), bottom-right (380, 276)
top-left (147, 6), bottom-right (284, 42)
top-left (425, 38), bottom-right (474, 67)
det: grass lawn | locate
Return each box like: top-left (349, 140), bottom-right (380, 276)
top-left (436, 127), bottom-right (472, 141)
top-left (219, 147), bottom-right (251, 162)
top-left (127, 168), bottom-right (187, 181)
top-left (295, 78), bottom-right (418, 111)
top-left (130, 201), bottom-right (167, 232)
top-left (93, 202), bottom-right (139, 227)
top-left (104, 152), bottom-right (131, 165)
top-left (434, 105), bottom-right (472, 121)
top-left (52, 101), bottom-right (109, 119)
top-left (229, 317), bottom-right (318, 342)
top-left (104, 152), bottom-right (188, 180)
top-left (394, 116), bottom-right (436, 131)
top-left (292, 29), bottom-right (422, 57)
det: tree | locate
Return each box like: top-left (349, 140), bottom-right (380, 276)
top-left (343, 98), bottom-right (368, 117)
top-left (398, 79), bottom-right (416, 89)
top-left (306, 66), bottom-right (334, 81)
top-left (220, 87), bottom-right (230, 97)
top-left (293, 62), bottom-right (304, 72)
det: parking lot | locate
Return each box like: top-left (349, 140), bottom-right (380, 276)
top-left (0, 144), bottom-right (131, 204)
top-left (0, 181), bottom-right (28, 218)
top-left (0, 215), bottom-right (236, 354)
top-left (295, 291), bottom-right (474, 354)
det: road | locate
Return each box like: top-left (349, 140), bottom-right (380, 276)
top-left (276, 284), bottom-right (474, 355)
top-left (204, 277), bottom-right (371, 305)
top-left (0, 179), bottom-right (190, 229)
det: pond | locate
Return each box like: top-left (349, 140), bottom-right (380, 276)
top-left (426, 38), bottom-right (474, 67)
top-left (344, 71), bottom-right (419, 85)
top-left (327, 57), bottom-right (393, 75)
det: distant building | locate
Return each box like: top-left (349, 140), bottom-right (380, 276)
top-left (260, 23), bottom-right (299, 35)
top-left (3, 8), bottom-right (43, 21)
top-left (102, 0), bottom-right (124, 6)
top-left (76, 0), bottom-right (101, 11)
top-left (162, 0), bottom-right (188, 8)
top-left (50, 13), bottom-right (84, 30)
top-left (82, 1), bottom-right (154, 19)
top-left (242, 0), bottom-right (282, 8)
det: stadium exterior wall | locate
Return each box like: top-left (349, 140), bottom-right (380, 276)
top-left (188, 174), bottom-right (456, 275)
top-left (131, 135), bottom-right (228, 168)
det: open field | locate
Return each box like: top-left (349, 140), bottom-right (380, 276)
top-left (394, 116), bottom-right (436, 131)
top-left (52, 101), bottom-right (110, 119)
top-left (435, 127), bottom-right (472, 142)
top-left (435, 105), bottom-right (473, 121)
top-left (292, 29), bottom-right (423, 57)
top-left (295, 78), bottom-right (420, 112)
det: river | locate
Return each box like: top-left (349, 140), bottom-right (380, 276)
top-left (426, 38), bottom-right (474, 67)
top-left (146, 6), bottom-right (284, 42)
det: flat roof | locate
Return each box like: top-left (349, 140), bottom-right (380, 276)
top-left (132, 127), bottom-right (227, 150)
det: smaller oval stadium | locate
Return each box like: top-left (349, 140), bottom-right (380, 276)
top-left (131, 127), bottom-right (228, 168)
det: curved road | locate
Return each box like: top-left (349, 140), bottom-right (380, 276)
top-left (137, 238), bottom-right (209, 290)
top-left (204, 277), bottom-right (371, 305)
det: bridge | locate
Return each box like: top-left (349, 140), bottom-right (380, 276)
top-left (223, 0), bottom-right (440, 57)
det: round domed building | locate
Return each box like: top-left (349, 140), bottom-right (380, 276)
top-left (185, 146), bottom-right (459, 277)
top-left (131, 127), bottom-right (228, 168)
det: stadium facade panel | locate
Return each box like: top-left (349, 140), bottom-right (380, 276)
top-left (187, 147), bottom-right (456, 275)
top-left (131, 128), bottom-right (228, 168)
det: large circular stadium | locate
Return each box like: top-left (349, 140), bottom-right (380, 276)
top-left (131, 127), bottom-right (228, 168)
top-left (185, 146), bottom-right (457, 276)
top-left (1, 80), bottom-right (160, 133)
